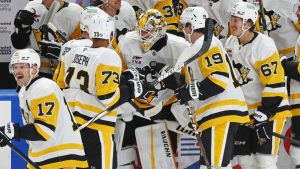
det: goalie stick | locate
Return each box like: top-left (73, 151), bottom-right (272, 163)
top-left (0, 130), bottom-right (40, 169)
top-left (77, 18), bottom-right (214, 131)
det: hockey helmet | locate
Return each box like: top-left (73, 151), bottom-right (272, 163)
top-left (88, 13), bottom-right (115, 39)
top-left (80, 6), bottom-right (106, 32)
top-left (9, 48), bottom-right (40, 73)
top-left (179, 6), bottom-right (209, 31)
top-left (230, 1), bottom-right (258, 24)
top-left (137, 9), bottom-right (167, 53)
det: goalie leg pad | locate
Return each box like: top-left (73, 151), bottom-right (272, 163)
top-left (254, 153), bottom-right (278, 169)
top-left (290, 145), bottom-right (300, 167)
top-left (115, 119), bottom-right (138, 167)
top-left (236, 155), bottom-right (254, 169)
top-left (135, 122), bottom-right (176, 169)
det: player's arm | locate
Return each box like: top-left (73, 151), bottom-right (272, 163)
top-left (281, 56), bottom-right (300, 82)
top-left (254, 51), bottom-right (286, 115)
top-left (176, 45), bottom-right (229, 103)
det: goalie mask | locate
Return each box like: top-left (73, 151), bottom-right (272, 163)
top-left (9, 49), bottom-right (40, 87)
top-left (137, 9), bottom-right (167, 53)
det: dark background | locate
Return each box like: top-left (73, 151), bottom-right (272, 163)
top-left (1, 62), bottom-right (17, 89)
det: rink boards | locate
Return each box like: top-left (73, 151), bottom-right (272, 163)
top-left (0, 89), bottom-right (294, 169)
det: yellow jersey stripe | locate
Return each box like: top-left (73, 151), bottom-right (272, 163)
top-left (29, 143), bottom-right (84, 157)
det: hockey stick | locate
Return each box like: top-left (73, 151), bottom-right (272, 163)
top-left (272, 132), bottom-right (300, 147)
top-left (153, 18), bottom-right (214, 85)
top-left (41, 0), bottom-right (60, 41)
top-left (0, 130), bottom-right (40, 169)
top-left (245, 124), bottom-right (300, 146)
top-left (257, 0), bottom-right (268, 35)
top-left (172, 18), bottom-right (214, 169)
top-left (47, 22), bottom-right (68, 44)
top-left (78, 18), bottom-right (214, 131)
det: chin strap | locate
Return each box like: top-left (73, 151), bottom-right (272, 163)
top-left (237, 24), bottom-right (250, 39)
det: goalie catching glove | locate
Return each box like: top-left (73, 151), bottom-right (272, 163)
top-left (0, 122), bottom-right (20, 147)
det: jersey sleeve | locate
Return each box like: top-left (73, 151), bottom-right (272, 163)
top-left (28, 85), bottom-right (60, 141)
top-left (253, 39), bottom-right (286, 114)
top-left (198, 45), bottom-right (229, 90)
top-left (95, 50), bottom-right (122, 107)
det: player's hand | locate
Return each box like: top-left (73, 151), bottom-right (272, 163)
top-left (128, 79), bottom-right (157, 103)
top-left (253, 110), bottom-right (272, 142)
top-left (175, 80), bottom-right (201, 104)
top-left (149, 61), bottom-right (182, 90)
top-left (0, 122), bottom-right (20, 147)
top-left (38, 40), bottom-right (62, 60)
top-left (123, 67), bottom-right (145, 81)
top-left (14, 10), bottom-right (35, 28)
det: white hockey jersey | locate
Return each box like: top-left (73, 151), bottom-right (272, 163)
top-left (24, 0), bottom-right (82, 75)
top-left (113, 1), bottom-right (137, 44)
top-left (175, 35), bottom-right (250, 131)
top-left (18, 77), bottom-right (87, 169)
top-left (290, 36), bottom-right (300, 116)
top-left (124, 0), bottom-right (178, 32)
top-left (177, 0), bottom-right (240, 43)
top-left (118, 31), bottom-right (189, 108)
top-left (53, 38), bottom-right (92, 86)
top-left (58, 46), bottom-right (122, 131)
top-left (256, 0), bottom-right (298, 58)
top-left (225, 32), bottom-right (291, 119)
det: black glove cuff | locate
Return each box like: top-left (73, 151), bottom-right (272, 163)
top-left (13, 123), bottom-right (20, 141)
top-left (257, 106), bottom-right (274, 119)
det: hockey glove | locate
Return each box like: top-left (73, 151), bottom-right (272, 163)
top-left (253, 110), bottom-right (273, 141)
top-left (14, 10), bottom-right (35, 29)
top-left (0, 122), bottom-right (20, 147)
top-left (122, 67), bottom-right (145, 81)
top-left (39, 40), bottom-right (62, 60)
top-left (149, 61), bottom-right (182, 90)
top-left (128, 79), bottom-right (157, 103)
top-left (175, 80), bottom-right (201, 104)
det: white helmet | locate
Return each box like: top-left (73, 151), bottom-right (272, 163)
top-left (137, 9), bottom-right (167, 53)
top-left (230, 1), bottom-right (258, 24)
top-left (9, 49), bottom-right (40, 73)
top-left (180, 6), bottom-right (209, 30)
top-left (88, 13), bottom-right (115, 39)
top-left (80, 6), bottom-right (106, 32)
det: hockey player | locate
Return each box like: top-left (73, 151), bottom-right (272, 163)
top-left (0, 48), bottom-right (88, 169)
top-left (115, 9), bottom-right (192, 169)
top-left (10, 0), bottom-right (82, 78)
top-left (174, 6), bottom-right (250, 169)
top-left (280, 2), bottom-right (300, 168)
top-left (253, 0), bottom-right (299, 59)
top-left (174, 0), bottom-right (240, 42)
top-left (92, 0), bottom-right (137, 48)
top-left (52, 6), bottom-right (105, 85)
top-left (224, 2), bottom-right (291, 169)
top-left (124, 0), bottom-right (179, 35)
top-left (58, 13), bottom-right (152, 169)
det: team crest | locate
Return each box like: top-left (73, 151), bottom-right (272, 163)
top-left (132, 56), bottom-right (142, 64)
top-left (213, 19), bottom-right (225, 39)
top-left (232, 61), bottom-right (253, 85)
top-left (256, 8), bottom-right (281, 34)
